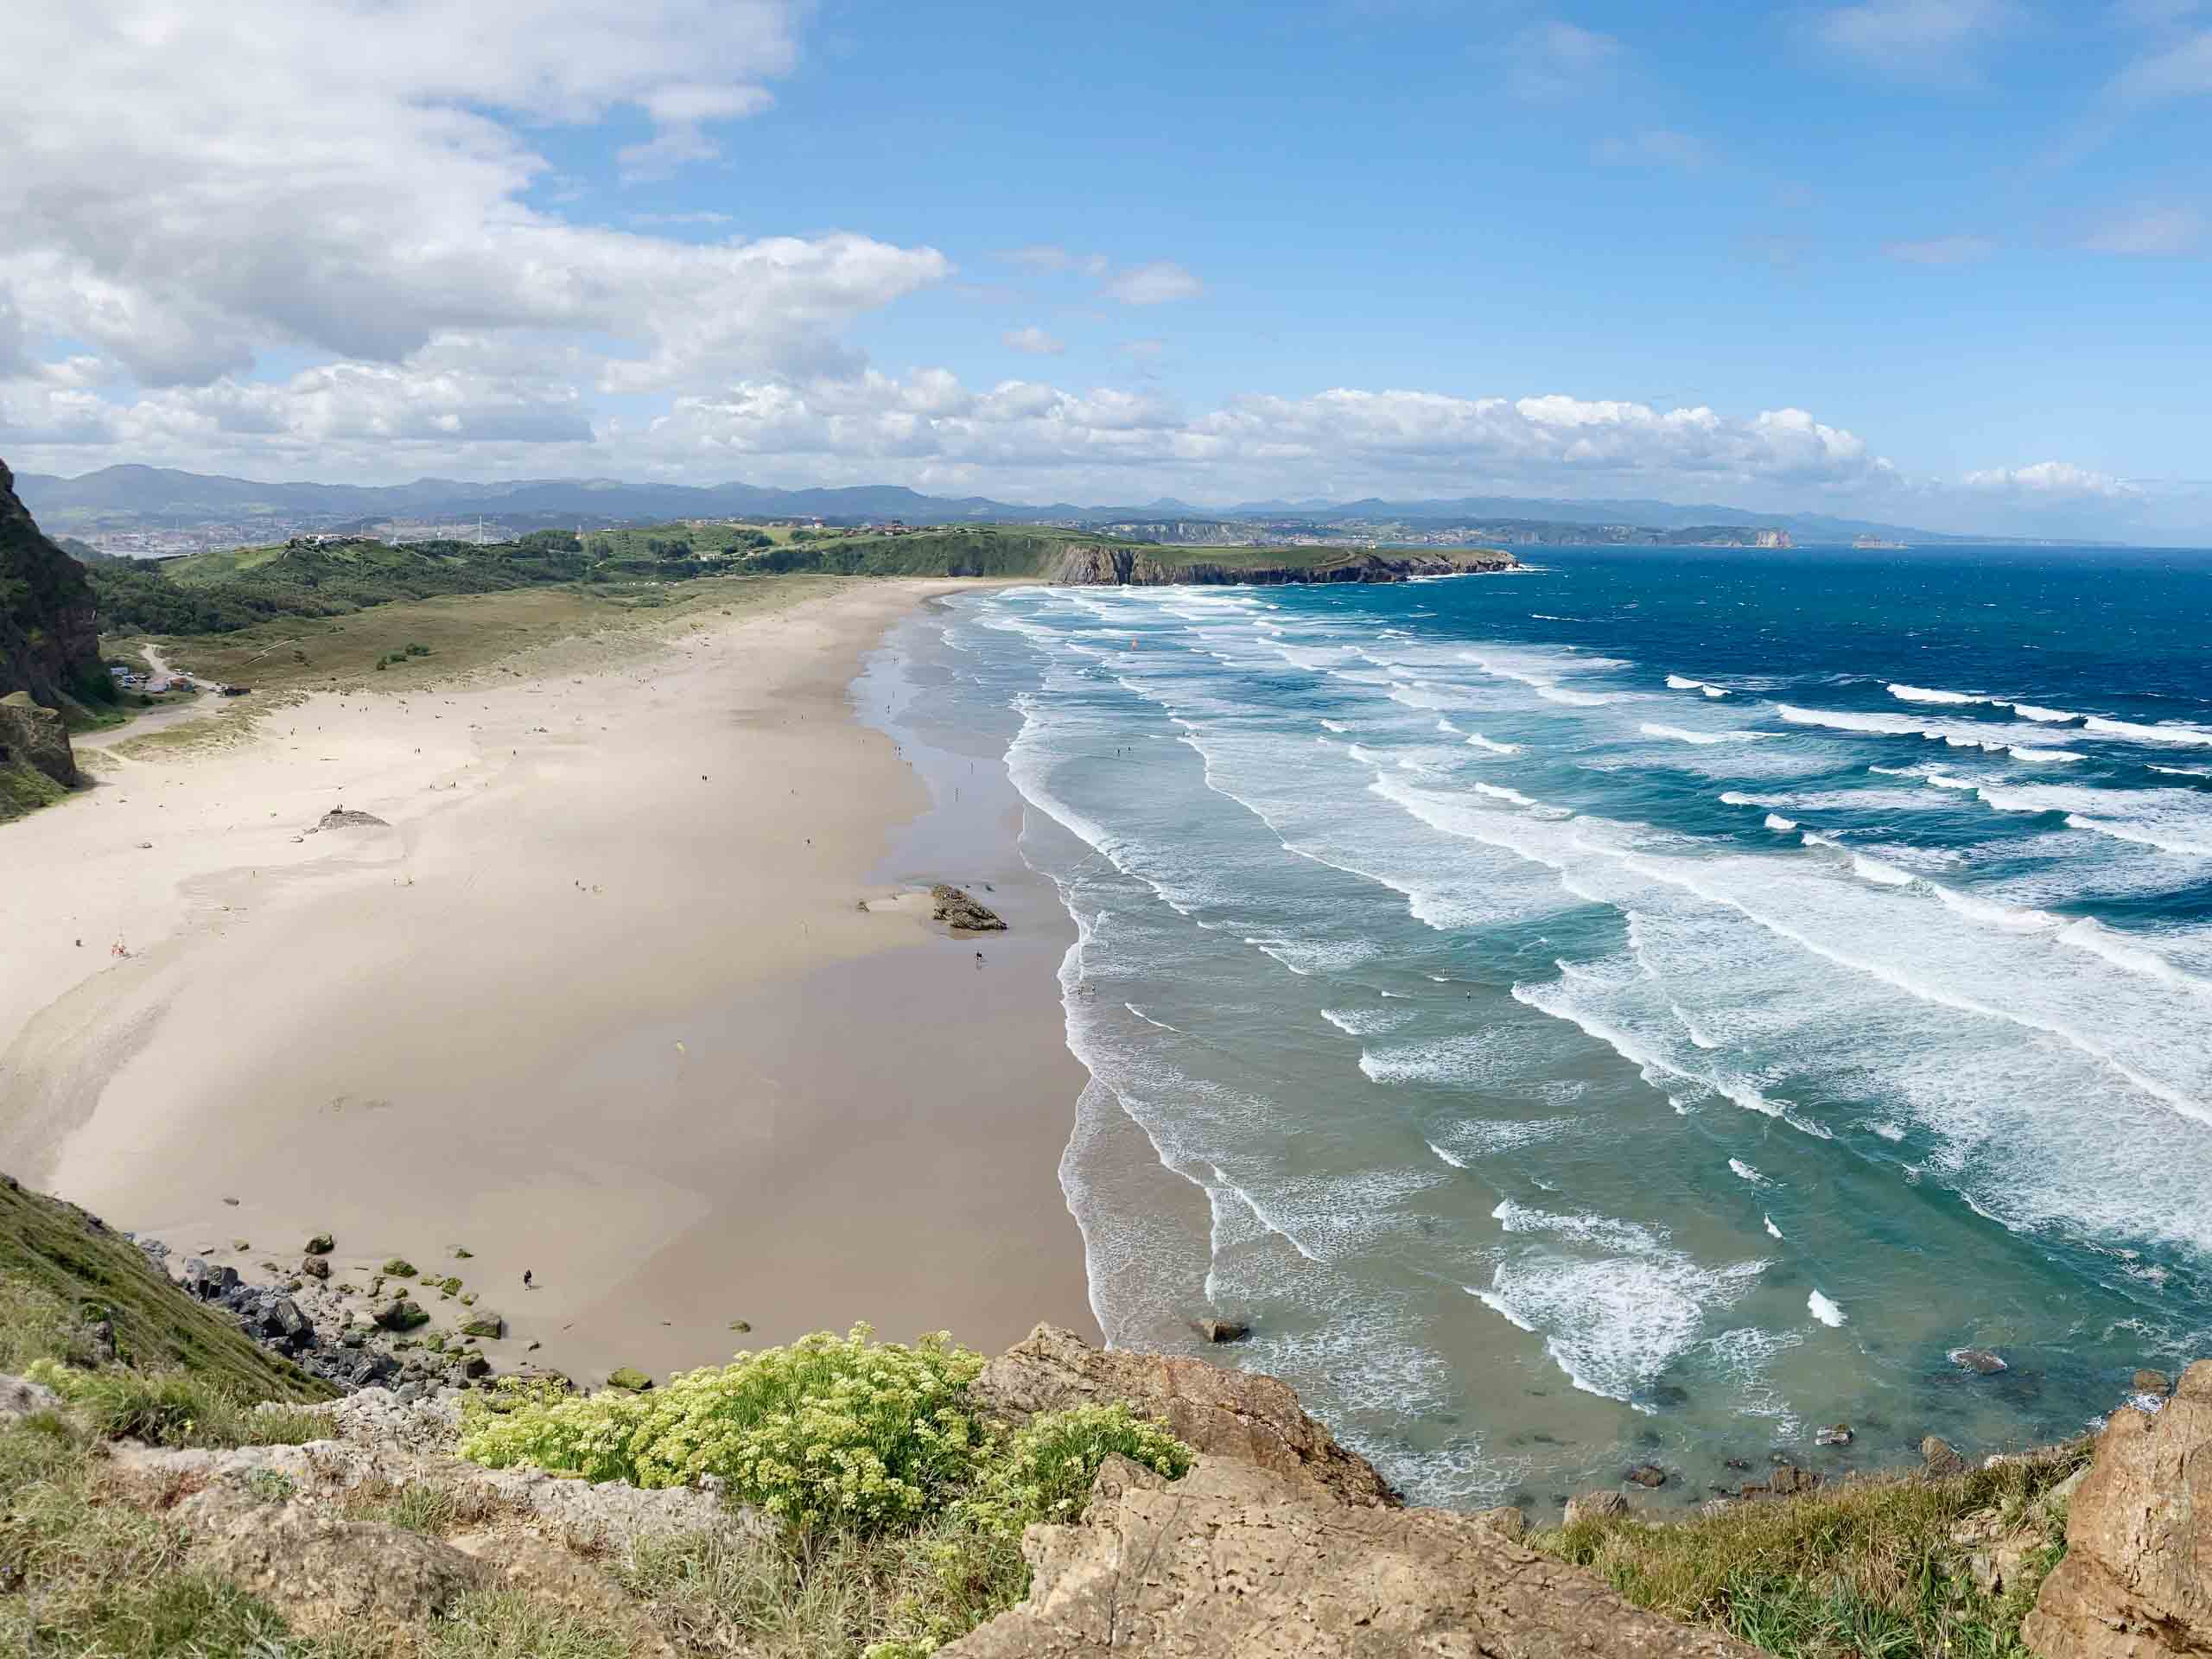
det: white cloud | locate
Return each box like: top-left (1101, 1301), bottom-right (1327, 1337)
top-left (1814, 0), bottom-right (2012, 71)
top-left (0, 0), bottom-right (946, 390)
top-left (2081, 203), bottom-right (2206, 253)
top-left (1101, 263), bottom-right (1204, 305)
top-left (1504, 19), bottom-right (1624, 100)
top-left (1003, 326), bottom-right (1067, 356)
top-left (1962, 460), bottom-right (2139, 498)
top-left (1882, 234), bottom-right (1998, 264)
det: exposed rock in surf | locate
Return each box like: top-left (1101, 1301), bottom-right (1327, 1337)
top-left (1952, 1347), bottom-right (2009, 1375)
top-left (930, 884), bottom-right (1007, 931)
top-left (1193, 1317), bottom-right (1249, 1344)
top-left (1625, 1463), bottom-right (1668, 1488)
top-left (1816, 1423), bottom-right (1854, 1447)
top-left (2133, 1368), bottom-right (2172, 1397)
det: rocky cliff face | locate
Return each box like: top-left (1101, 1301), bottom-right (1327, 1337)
top-left (1, 458), bottom-right (104, 706)
top-left (2024, 1362), bottom-right (2212, 1658)
top-left (0, 458), bottom-right (102, 791)
top-left (1046, 544), bottom-right (1517, 586)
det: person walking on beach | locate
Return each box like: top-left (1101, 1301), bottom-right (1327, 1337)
top-left (523, 1268), bottom-right (533, 1289)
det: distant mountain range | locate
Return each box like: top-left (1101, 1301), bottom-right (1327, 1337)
top-left (13, 463), bottom-right (2025, 547)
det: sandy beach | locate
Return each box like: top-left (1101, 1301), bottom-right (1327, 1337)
top-left (0, 577), bottom-right (1098, 1382)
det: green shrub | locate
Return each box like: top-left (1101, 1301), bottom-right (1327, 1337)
top-left (956, 1402), bottom-right (1192, 1540)
top-left (459, 1325), bottom-right (987, 1529)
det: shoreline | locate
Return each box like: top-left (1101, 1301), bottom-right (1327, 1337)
top-left (0, 577), bottom-right (1098, 1383)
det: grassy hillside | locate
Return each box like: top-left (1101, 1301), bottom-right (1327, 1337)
top-left (0, 1173), bottom-right (328, 1402)
top-left (747, 525), bottom-right (1122, 577)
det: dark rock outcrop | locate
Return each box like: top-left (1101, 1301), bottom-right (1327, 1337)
top-left (2024, 1359), bottom-right (2212, 1658)
top-left (1048, 544), bottom-right (1517, 587)
top-left (942, 1454), bottom-right (1759, 1659)
top-left (931, 884), bottom-right (1007, 931)
top-left (969, 1323), bottom-right (1395, 1508)
top-left (0, 458), bottom-right (105, 713)
top-left (0, 690), bottom-right (77, 787)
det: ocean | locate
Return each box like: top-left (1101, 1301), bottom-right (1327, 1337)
top-left (861, 543), bottom-right (2212, 1512)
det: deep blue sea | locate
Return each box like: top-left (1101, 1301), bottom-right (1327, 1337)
top-left (873, 544), bottom-right (2212, 1511)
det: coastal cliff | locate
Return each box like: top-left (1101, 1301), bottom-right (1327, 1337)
top-left (1046, 543), bottom-right (1517, 585)
top-left (0, 457), bottom-right (104, 806)
top-left (3, 1169), bottom-right (2196, 1659)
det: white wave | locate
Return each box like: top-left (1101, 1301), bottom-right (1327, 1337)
top-left (1472, 781), bottom-right (1544, 810)
top-left (1432, 1116), bottom-right (1580, 1158)
top-left (1246, 936), bottom-right (1381, 976)
top-left (1322, 1006), bottom-right (1419, 1037)
top-left (2085, 715), bottom-right (2212, 747)
top-left (1464, 732), bottom-right (1522, 754)
top-left (1852, 855), bottom-right (1916, 887)
top-left (1974, 781), bottom-right (2212, 857)
top-left (2009, 747), bottom-right (2081, 765)
top-left (1808, 1290), bottom-right (1847, 1327)
top-left (1463, 650), bottom-right (1623, 708)
top-left (1319, 718), bottom-right (1351, 734)
top-left (1728, 1158), bottom-right (1764, 1183)
top-left (2012, 703), bottom-right (2080, 724)
top-left (1801, 830), bottom-right (1840, 849)
top-left (1666, 674), bottom-right (1704, 691)
top-left (1124, 1003), bottom-right (1180, 1032)
top-left (1764, 1215), bottom-right (1784, 1240)
top-left (1891, 683), bottom-right (1991, 705)
top-left (1925, 772), bottom-right (1977, 790)
top-left (1705, 685), bottom-right (1731, 699)
top-left (1932, 887), bottom-right (2058, 932)
top-left (2151, 765), bottom-right (2212, 779)
top-left (1764, 814), bottom-right (1798, 832)
top-left (1870, 1121), bottom-right (1906, 1141)
top-left (1492, 1199), bottom-right (1662, 1251)
top-left (1719, 791), bottom-right (1764, 806)
top-left (1642, 721), bottom-right (1768, 747)
top-left (1426, 1141), bottom-right (1468, 1169)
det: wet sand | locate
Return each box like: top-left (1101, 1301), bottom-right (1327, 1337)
top-left (0, 578), bottom-right (1097, 1381)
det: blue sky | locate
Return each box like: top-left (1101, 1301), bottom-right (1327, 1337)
top-left (3, 0), bottom-right (2209, 537)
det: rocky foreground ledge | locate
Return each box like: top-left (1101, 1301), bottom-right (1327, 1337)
top-left (22, 1322), bottom-right (2209, 1657)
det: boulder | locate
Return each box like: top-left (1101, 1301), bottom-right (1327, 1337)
top-left (0, 1372), bottom-right (62, 1425)
top-left (1475, 1505), bottom-right (1528, 1541)
top-left (1625, 1463), bottom-right (1668, 1488)
top-left (181, 1493), bottom-right (483, 1637)
top-left (606, 1366), bottom-right (652, 1392)
top-left (459, 1309), bottom-right (505, 1339)
top-left (1922, 1434), bottom-right (1967, 1478)
top-left (1953, 1347), bottom-right (2009, 1375)
top-left (2024, 1358), bottom-right (2212, 1659)
top-left (320, 808), bottom-right (389, 830)
top-left (373, 1299), bottom-right (429, 1332)
top-left (305, 1234), bottom-right (334, 1255)
top-left (2133, 1369), bottom-right (2172, 1398)
top-left (940, 1455), bottom-right (1758, 1659)
top-left (0, 691), bottom-right (76, 787)
top-left (930, 884), bottom-right (1007, 931)
top-left (1564, 1490), bottom-right (1629, 1526)
top-left (1815, 1423), bottom-right (1854, 1447)
top-left (301, 1255), bottom-right (332, 1280)
top-left (1193, 1318), bottom-right (1249, 1344)
top-left (969, 1323), bottom-right (1395, 1507)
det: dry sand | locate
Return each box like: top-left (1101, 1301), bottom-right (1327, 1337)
top-left (0, 578), bottom-right (1098, 1382)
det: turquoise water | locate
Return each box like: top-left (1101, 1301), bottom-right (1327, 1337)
top-left (874, 545), bottom-right (2212, 1511)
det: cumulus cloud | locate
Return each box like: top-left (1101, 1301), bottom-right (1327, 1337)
top-left (627, 376), bottom-right (1899, 501)
top-left (1961, 460), bottom-right (2139, 498)
top-left (1003, 327), bottom-right (1067, 356)
top-left (1882, 234), bottom-right (1997, 264)
top-left (0, 0), bottom-right (945, 389)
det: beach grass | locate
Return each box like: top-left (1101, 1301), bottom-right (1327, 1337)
top-left (1541, 1447), bottom-right (2088, 1659)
